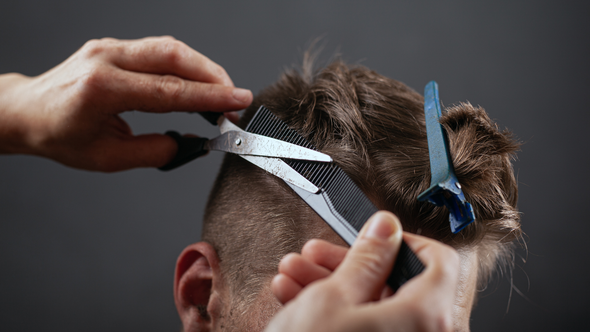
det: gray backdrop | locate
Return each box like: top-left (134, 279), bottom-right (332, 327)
top-left (1, 1), bottom-right (588, 331)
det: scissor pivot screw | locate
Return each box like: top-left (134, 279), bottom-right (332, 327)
top-left (456, 183), bottom-right (461, 189)
top-left (235, 138), bottom-right (242, 146)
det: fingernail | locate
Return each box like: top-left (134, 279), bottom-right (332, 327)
top-left (363, 211), bottom-right (401, 241)
top-left (232, 88), bottom-right (252, 103)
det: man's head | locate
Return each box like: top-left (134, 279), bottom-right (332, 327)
top-left (174, 59), bottom-right (521, 331)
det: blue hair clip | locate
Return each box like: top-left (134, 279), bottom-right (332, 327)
top-left (417, 81), bottom-right (475, 233)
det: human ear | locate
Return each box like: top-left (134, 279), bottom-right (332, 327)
top-left (174, 242), bottom-right (222, 332)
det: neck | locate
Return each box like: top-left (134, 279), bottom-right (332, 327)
top-left (453, 249), bottom-right (478, 332)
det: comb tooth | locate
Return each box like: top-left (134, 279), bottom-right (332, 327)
top-left (286, 131), bottom-right (297, 144)
top-left (299, 162), bottom-right (311, 176)
top-left (248, 113), bottom-right (262, 133)
top-left (291, 160), bottom-right (303, 173)
top-left (254, 106), bottom-right (270, 132)
top-left (313, 165), bottom-right (329, 188)
top-left (310, 163), bottom-right (328, 186)
top-left (305, 162), bottom-right (317, 181)
top-left (255, 109), bottom-right (266, 131)
top-left (342, 189), bottom-right (368, 227)
top-left (253, 107), bottom-right (273, 136)
top-left (258, 113), bottom-right (273, 136)
top-left (349, 195), bottom-right (368, 229)
top-left (288, 160), bottom-right (306, 176)
top-left (327, 169), bottom-right (346, 194)
top-left (333, 173), bottom-right (355, 209)
top-left (293, 160), bottom-right (308, 178)
top-left (308, 163), bottom-right (324, 184)
top-left (320, 166), bottom-right (338, 189)
top-left (319, 165), bottom-right (336, 188)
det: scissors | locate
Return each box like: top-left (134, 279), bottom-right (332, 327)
top-left (158, 111), bottom-right (332, 194)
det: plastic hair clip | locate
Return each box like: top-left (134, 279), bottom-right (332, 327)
top-left (417, 81), bottom-right (475, 233)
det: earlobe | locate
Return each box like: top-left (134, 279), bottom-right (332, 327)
top-left (174, 242), bottom-right (221, 332)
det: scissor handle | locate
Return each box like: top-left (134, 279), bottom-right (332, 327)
top-left (198, 111), bottom-right (223, 126)
top-left (158, 131), bottom-right (209, 171)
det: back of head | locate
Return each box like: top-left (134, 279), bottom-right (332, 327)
top-left (202, 58), bottom-right (521, 326)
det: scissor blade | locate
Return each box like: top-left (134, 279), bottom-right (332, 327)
top-left (239, 155), bottom-right (320, 193)
top-left (207, 131), bottom-right (332, 162)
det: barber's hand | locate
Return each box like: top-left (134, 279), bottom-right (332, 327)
top-left (0, 36), bottom-right (252, 171)
top-left (267, 211), bottom-right (460, 332)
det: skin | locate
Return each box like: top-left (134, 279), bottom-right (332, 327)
top-left (267, 211), bottom-right (460, 332)
top-left (175, 211), bottom-right (474, 332)
top-left (2, 37), bottom-right (471, 331)
top-left (270, 218), bottom-right (479, 332)
top-left (0, 36), bottom-right (252, 171)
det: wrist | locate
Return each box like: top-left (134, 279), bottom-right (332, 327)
top-left (0, 73), bottom-right (36, 155)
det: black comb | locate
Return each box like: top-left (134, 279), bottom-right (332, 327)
top-left (245, 105), bottom-right (425, 292)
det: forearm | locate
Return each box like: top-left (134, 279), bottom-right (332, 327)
top-left (0, 73), bottom-right (35, 155)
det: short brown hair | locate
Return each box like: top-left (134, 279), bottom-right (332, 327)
top-left (202, 58), bottom-right (521, 310)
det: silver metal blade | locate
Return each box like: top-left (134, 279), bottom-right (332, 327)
top-left (286, 182), bottom-right (357, 245)
top-left (206, 130), bottom-right (332, 162)
top-left (240, 155), bottom-right (320, 193)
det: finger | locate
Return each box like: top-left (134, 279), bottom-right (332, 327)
top-left (278, 253), bottom-right (332, 286)
top-left (271, 273), bottom-right (303, 304)
top-left (392, 233), bottom-right (460, 302)
top-left (93, 68), bottom-right (252, 113)
top-left (90, 133), bottom-right (177, 172)
top-left (301, 239), bottom-right (348, 271)
top-left (359, 234), bottom-right (459, 331)
top-left (102, 36), bottom-right (235, 87)
top-left (224, 111), bottom-right (240, 124)
top-left (328, 211), bottom-right (403, 304)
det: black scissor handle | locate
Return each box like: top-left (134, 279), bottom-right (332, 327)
top-left (198, 111), bottom-right (223, 126)
top-left (158, 131), bottom-right (209, 171)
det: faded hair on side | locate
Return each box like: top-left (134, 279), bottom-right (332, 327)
top-left (202, 57), bottom-right (521, 313)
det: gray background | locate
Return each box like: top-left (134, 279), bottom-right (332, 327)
top-left (1, 0), bottom-right (588, 331)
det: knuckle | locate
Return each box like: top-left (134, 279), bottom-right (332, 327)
top-left (204, 60), bottom-right (231, 85)
top-left (154, 75), bottom-right (186, 100)
top-left (201, 83), bottom-right (227, 103)
top-left (278, 253), bottom-right (299, 271)
top-left (80, 38), bottom-right (115, 58)
top-left (80, 39), bottom-right (102, 57)
top-left (159, 39), bottom-right (187, 66)
top-left (99, 37), bottom-right (118, 43)
top-left (301, 239), bottom-right (323, 257)
top-left (404, 297), bottom-right (453, 332)
top-left (348, 244), bottom-right (389, 277)
top-left (211, 63), bottom-right (228, 78)
top-left (157, 35), bottom-right (176, 41)
top-left (77, 64), bottom-right (110, 96)
top-left (436, 246), bottom-right (461, 278)
top-left (427, 310), bottom-right (454, 332)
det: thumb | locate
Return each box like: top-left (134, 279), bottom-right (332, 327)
top-left (330, 211), bottom-right (403, 304)
top-left (98, 133), bottom-right (177, 171)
